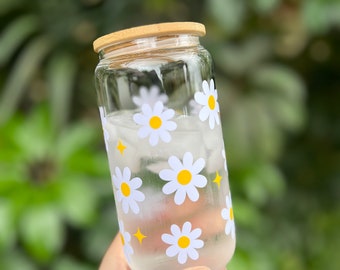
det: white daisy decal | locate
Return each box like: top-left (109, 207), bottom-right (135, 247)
top-left (161, 221), bottom-right (204, 264)
top-left (118, 220), bottom-right (134, 263)
top-left (221, 191), bottom-right (235, 239)
top-left (132, 85), bottom-right (168, 108)
top-left (133, 101), bottom-right (177, 146)
top-left (99, 107), bottom-right (109, 151)
top-left (194, 79), bottom-right (220, 129)
top-left (112, 167), bottom-right (145, 214)
top-left (159, 152), bottom-right (207, 205)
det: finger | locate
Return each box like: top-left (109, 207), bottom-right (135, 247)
top-left (99, 234), bottom-right (130, 270)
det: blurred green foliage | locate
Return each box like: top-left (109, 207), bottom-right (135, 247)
top-left (0, 0), bottom-right (339, 269)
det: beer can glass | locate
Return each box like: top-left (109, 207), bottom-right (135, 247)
top-left (93, 22), bottom-right (235, 270)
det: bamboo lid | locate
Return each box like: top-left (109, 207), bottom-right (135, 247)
top-left (93, 22), bottom-right (206, 53)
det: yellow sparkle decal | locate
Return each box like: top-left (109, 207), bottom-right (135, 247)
top-left (213, 171), bottom-right (222, 188)
top-left (134, 228), bottom-right (146, 244)
top-left (117, 140), bottom-right (126, 155)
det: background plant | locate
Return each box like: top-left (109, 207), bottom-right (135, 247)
top-left (0, 0), bottom-right (339, 269)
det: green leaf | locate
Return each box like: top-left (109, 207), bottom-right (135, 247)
top-left (0, 0), bottom-right (24, 15)
top-left (0, 36), bottom-right (52, 125)
top-left (246, 97), bottom-right (283, 161)
top-left (0, 200), bottom-right (16, 251)
top-left (58, 178), bottom-right (98, 227)
top-left (83, 205), bottom-right (118, 261)
top-left (223, 98), bottom-right (254, 167)
top-left (209, 0), bottom-right (246, 35)
top-left (233, 197), bottom-right (262, 227)
top-left (227, 249), bottom-right (252, 270)
top-left (302, 0), bottom-right (332, 34)
top-left (56, 121), bottom-right (98, 163)
top-left (19, 205), bottom-right (64, 262)
top-left (0, 250), bottom-right (36, 270)
top-left (251, 65), bottom-right (305, 102)
top-left (13, 105), bottom-right (53, 160)
top-left (215, 37), bottom-right (272, 76)
top-left (0, 15), bottom-right (39, 65)
top-left (47, 52), bottom-right (77, 132)
top-left (243, 163), bottom-right (285, 205)
top-left (51, 256), bottom-right (95, 270)
top-left (251, 0), bottom-right (279, 14)
top-left (250, 65), bottom-right (306, 131)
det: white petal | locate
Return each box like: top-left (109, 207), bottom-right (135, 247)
top-left (168, 156), bottom-right (183, 171)
top-left (221, 208), bottom-right (228, 220)
top-left (133, 113), bottom-right (147, 125)
top-left (132, 96), bottom-right (142, 107)
top-left (141, 103), bottom-right (152, 115)
top-left (202, 80), bottom-right (210, 94)
top-left (159, 169), bottom-right (177, 181)
top-left (166, 245), bottom-right (179, 257)
top-left (162, 233), bottom-right (175, 244)
top-left (187, 186), bottom-right (199, 202)
top-left (115, 190), bottom-right (123, 202)
top-left (192, 158), bottom-right (205, 174)
top-left (178, 251), bottom-right (188, 264)
top-left (162, 181), bottom-right (178, 195)
top-left (194, 92), bottom-right (206, 105)
top-left (153, 101), bottom-right (164, 114)
top-left (129, 177), bottom-right (142, 189)
top-left (231, 226), bottom-right (236, 239)
top-left (149, 132), bottom-right (159, 146)
top-left (132, 190), bottom-right (145, 202)
top-left (170, 224), bottom-right (181, 236)
top-left (122, 200), bottom-right (129, 214)
top-left (187, 248), bottom-right (199, 260)
top-left (208, 113), bottom-right (215, 129)
top-left (123, 167), bottom-right (131, 181)
top-left (174, 188), bottom-right (186, 205)
top-left (190, 228), bottom-right (202, 240)
top-left (115, 167), bottom-right (122, 181)
top-left (149, 85), bottom-right (158, 96)
top-left (183, 152), bottom-right (193, 168)
top-left (165, 121), bottom-right (177, 131)
top-left (129, 200), bottom-right (140, 214)
top-left (182, 221), bottom-right (192, 233)
top-left (138, 126), bottom-right (151, 138)
top-left (112, 175), bottom-right (119, 188)
top-left (140, 86), bottom-right (148, 98)
top-left (199, 106), bottom-right (210, 122)
top-left (160, 94), bottom-right (169, 104)
top-left (192, 238), bottom-right (204, 249)
top-left (209, 79), bottom-right (215, 92)
top-left (225, 221), bottom-right (232, 235)
top-left (161, 108), bottom-right (175, 120)
top-left (193, 175), bottom-right (207, 188)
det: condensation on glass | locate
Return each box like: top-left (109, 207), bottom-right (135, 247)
top-left (93, 22), bottom-right (235, 270)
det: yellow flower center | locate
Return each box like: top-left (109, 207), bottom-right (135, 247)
top-left (121, 182), bottom-right (131, 197)
top-left (208, 95), bottom-right (216, 110)
top-left (177, 236), bottom-right (190, 249)
top-left (229, 207), bottom-right (234, 220)
top-left (120, 233), bottom-right (125, 246)
top-left (149, 116), bottom-right (162, 129)
top-left (177, 169), bottom-right (192, 185)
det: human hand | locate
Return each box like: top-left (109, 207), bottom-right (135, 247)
top-left (99, 234), bottom-right (212, 270)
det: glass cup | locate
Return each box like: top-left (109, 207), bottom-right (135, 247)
top-left (93, 22), bottom-right (235, 270)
